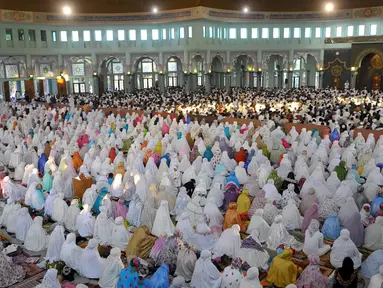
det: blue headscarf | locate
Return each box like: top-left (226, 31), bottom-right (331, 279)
top-left (93, 187), bottom-right (109, 214)
top-left (371, 194), bottom-right (383, 216)
top-left (160, 153), bottom-right (170, 167)
top-left (361, 249), bottom-right (383, 279)
top-left (330, 128), bottom-right (340, 142)
top-left (150, 264), bottom-right (170, 288)
top-left (224, 127), bottom-right (231, 140)
top-left (322, 212), bottom-right (341, 240)
top-left (38, 153), bottom-right (47, 175)
top-left (177, 132), bottom-right (182, 140)
top-left (226, 171), bottom-right (240, 188)
top-left (203, 146), bottom-right (213, 161)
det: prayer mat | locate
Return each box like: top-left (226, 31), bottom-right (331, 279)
top-left (20, 263), bottom-right (44, 277)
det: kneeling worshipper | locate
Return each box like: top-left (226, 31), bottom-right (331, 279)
top-left (35, 268), bottom-right (61, 288)
top-left (237, 189), bottom-right (251, 215)
top-left (223, 202), bottom-right (247, 232)
top-left (110, 217), bottom-right (132, 250)
top-left (330, 229), bottom-right (362, 269)
top-left (301, 203), bottom-right (320, 233)
top-left (117, 257), bottom-right (150, 288)
top-left (5, 201), bottom-right (22, 233)
top-left (170, 276), bottom-right (187, 288)
top-left (364, 216), bottom-right (383, 251)
top-left (333, 257), bottom-right (358, 288)
top-left (2, 176), bottom-right (27, 202)
top-left (267, 248), bottom-right (298, 288)
top-left (238, 229), bottom-right (270, 269)
top-left (82, 184), bottom-right (98, 208)
top-left (296, 255), bottom-right (328, 288)
top-left (94, 206), bottom-right (113, 245)
top-left (175, 212), bottom-right (195, 245)
top-left (152, 200), bottom-right (175, 237)
top-left (263, 199), bottom-right (280, 226)
top-left (98, 247), bottom-right (124, 288)
top-left (78, 238), bottom-right (105, 279)
top-left (361, 203), bottom-right (375, 227)
top-left (361, 250), bottom-right (383, 280)
top-left (368, 265), bottom-right (383, 288)
top-left (239, 267), bottom-right (263, 288)
top-left (221, 258), bottom-right (244, 288)
top-left (76, 204), bottom-right (95, 238)
top-left (24, 216), bottom-right (49, 252)
top-left (282, 199), bottom-right (303, 230)
top-left (175, 245), bottom-right (197, 283)
top-left (52, 192), bottom-right (68, 224)
top-left (246, 209), bottom-right (270, 243)
top-left (267, 215), bottom-right (302, 250)
top-left (191, 250), bottom-right (222, 288)
top-left (125, 225), bottom-right (156, 259)
top-left (0, 241), bottom-right (26, 287)
top-left (44, 188), bottom-right (57, 217)
top-left (303, 219), bottom-right (331, 257)
top-left (322, 212), bottom-right (342, 240)
top-left (213, 224), bottom-right (242, 258)
top-left (0, 199), bottom-right (18, 227)
top-left (149, 263), bottom-right (170, 287)
top-left (45, 224), bottom-right (65, 264)
top-left (60, 233), bottom-right (83, 271)
top-left (15, 207), bottom-right (33, 242)
top-left (191, 221), bottom-right (218, 251)
top-left (30, 183), bottom-right (46, 211)
top-left (65, 198), bottom-right (81, 232)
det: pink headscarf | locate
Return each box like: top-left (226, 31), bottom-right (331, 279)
top-left (301, 203), bottom-right (319, 232)
top-left (115, 199), bottom-right (128, 219)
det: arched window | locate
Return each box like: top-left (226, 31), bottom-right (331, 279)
top-left (136, 58), bottom-right (157, 89)
top-left (167, 57), bottom-right (178, 87)
top-left (107, 59), bottom-right (124, 91)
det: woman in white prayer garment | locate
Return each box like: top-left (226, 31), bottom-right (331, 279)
top-left (246, 209), bottom-right (270, 243)
top-left (24, 217), bottom-right (48, 252)
top-left (364, 216), bottom-right (383, 251)
top-left (15, 207), bottom-right (33, 242)
top-left (334, 183), bottom-right (354, 207)
top-left (22, 163), bottom-right (35, 185)
top-left (238, 229), bottom-right (269, 269)
top-left (282, 199), bottom-right (303, 230)
top-left (60, 233), bottom-right (83, 271)
top-left (330, 229), bottom-right (362, 269)
top-left (98, 247), bottom-right (124, 288)
top-left (0, 199), bottom-right (19, 227)
top-left (82, 184), bottom-right (98, 208)
top-left (239, 267), bottom-right (263, 288)
top-left (65, 198), bottom-right (80, 232)
top-left (14, 162), bottom-right (25, 181)
top-left (110, 217), bottom-right (132, 251)
top-left (267, 215), bottom-right (301, 250)
top-left (212, 224), bottom-right (242, 258)
top-left (46, 224), bottom-right (65, 263)
top-left (191, 221), bottom-right (218, 251)
top-left (2, 176), bottom-right (26, 202)
top-left (175, 212), bottom-right (195, 244)
top-left (28, 168), bottom-right (41, 188)
top-left (338, 197), bottom-right (359, 226)
top-left (79, 238), bottom-right (105, 279)
top-left (303, 219), bottom-right (331, 257)
top-left (76, 204), bottom-right (95, 238)
top-left (35, 268), bottom-right (61, 288)
top-left (191, 250), bottom-right (222, 288)
top-left (52, 192), bottom-right (68, 223)
top-left (263, 179), bottom-right (282, 202)
top-left (152, 200), bottom-right (175, 237)
top-left (368, 265), bottom-right (383, 288)
top-left (110, 173), bottom-right (124, 197)
top-left (94, 206), bottom-right (113, 245)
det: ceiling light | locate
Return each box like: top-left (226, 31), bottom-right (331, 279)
top-left (63, 6), bottom-right (72, 15)
top-left (325, 2), bottom-right (334, 12)
top-left (243, 7), bottom-right (249, 13)
top-left (153, 7), bottom-right (158, 13)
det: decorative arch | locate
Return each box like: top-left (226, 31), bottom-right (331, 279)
top-left (135, 57), bottom-right (158, 89)
top-left (165, 56), bottom-right (182, 87)
top-left (0, 56), bottom-right (27, 79)
top-left (211, 55), bottom-right (224, 72)
top-left (354, 48), bottom-right (383, 68)
top-left (32, 56), bottom-right (59, 77)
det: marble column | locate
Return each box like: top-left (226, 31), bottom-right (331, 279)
top-left (184, 73), bottom-right (191, 94)
top-left (225, 72), bottom-right (231, 91)
top-left (92, 75), bottom-right (99, 95)
top-left (158, 73), bottom-right (165, 93)
top-left (205, 73), bottom-right (211, 94)
top-left (243, 71), bottom-right (249, 87)
top-left (256, 71), bottom-right (262, 91)
top-left (249, 71), bottom-right (254, 88)
top-left (350, 71), bottom-right (357, 89)
top-left (190, 74), bottom-right (197, 92)
top-left (288, 71), bottom-right (293, 89)
top-left (319, 71), bottom-right (324, 89)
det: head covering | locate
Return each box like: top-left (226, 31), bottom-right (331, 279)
top-left (239, 267), bottom-right (262, 288)
top-left (296, 255), bottom-right (328, 288)
top-left (301, 203), bottom-right (319, 232)
top-left (24, 216), bottom-right (49, 252)
top-left (266, 248), bottom-right (298, 287)
top-left (98, 247), bottom-right (124, 288)
top-left (149, 264), bottom-right (170, 288)
top-left (330, 229), bottom-right (362, 269)
top-left (191, 250), bottom-right (222, 288)
top-left (46, 224), bottom-right (65, 262)
top-left (322, 212), bottom-right (341, 240)
top-left (39, 269), bottom-right (61, 288)
top-left (60, 232), bottom-right (83, 271)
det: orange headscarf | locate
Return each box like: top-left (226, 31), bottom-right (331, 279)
top-left (143, 149), bottom-right (152, 165)
top-left (223, 202), bottom-right (246, 232)
top-left (109, 147), bottom-right (117, 163)
top-left (72, 152), bottom-right (83, 171)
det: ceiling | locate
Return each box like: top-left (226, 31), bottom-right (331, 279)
top-left (1, 0), bottom-right (382, 14)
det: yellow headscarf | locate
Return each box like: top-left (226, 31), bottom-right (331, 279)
top-left (153, 141), bottom-right (162, 156)
top-left (267, 249), bottom-right (297, 287)
top-left (237, 189), bottom-right (251, 214)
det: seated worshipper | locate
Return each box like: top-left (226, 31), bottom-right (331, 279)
top-left (82, 184), bottom-right (98, 208)
top-left (339, 197), bottom-right (359, 226)
top-left (44, 188), bottom-right (57, 217)
top-left (110, 174), bottom-right (124, 198)
top-left (267, 215), bottom-right (301, 250)
top-left (150, 234), bottom-right (167, 264)
top-left (237, 189), bottom-right (251, 215)
top-left (15, 207), bottom-right (33, 242)
top-left (364, 216), bottom-right (383, 251)
top-left (175, 245), bottom-right (197, 283)
top-left (300, 188), bottom-right (319, 215)
top-left (371, 193), bottom-right (383, 216)
top-left (45, 224), bottom-right (65, 264)
top-left (93, 206), bottom-right (113, 245)
top-left (117, 257), bottom-right (150, 288)
top-left (156, 183), bottom-right (176, 211)
top-left (282, 199), bottom-right (304, 230)
top-left (263, 198), bottom-right (280, 226)
top-left (222, 176), bottom-right (241, 210)
top-left (72, 152), bottom-right (83, 171)
top-left (213, 224), bottom-right (242, 258)
top-left (0, 241), bottom-right (26, 287)
top-left (376, 203), bottom-right (383, 218)
top-left (322, 212), bottom-right (342, 240)
top-left (98, 247), bottom-right (124, 288)
top-left (361, 250), bottom-right (383, 280)
top-left (238, 229), bottom-right (270, 269)
top-left (60, 233), bottom-right (83, 271)
top-left (301, 203), bottom-right (319, 233)
top-left (170, 187), bottom-right (191, 221)
top-left (191, 221), bottom-right (218, 251)
top-left (368, 265), bottom-right (383, 288)
top-left (14, 162), bottom-right (25, 181)
top-left (281, 183), bottom-right (301, 208)
top-left (0, 199), bottom-right (18, 227)
top-left (223, 202), bottom-right (247, 232)
top-left (303, 219), bottom-right (331, 257)
top-left (76, 204), bottom-right (96, 238)
top-left (52, 192), bottom-right (68, 224)
top-left (204, 197), bottom-right (224, 233)
top-left (248, 190), bottom-right (267, 217)
top-left (78, 239), bottom-right (105, 279)
top-left (73, 167), bottom-right (93, 199)
top-left (171, 276), bottom-right (187, 288)
top-left (235, 162), bottom-right (249, 185)
top-left (30, 183), bottom-right (46, 211)
top-left (111, 217), bottom-right (132, 251)
top-left (175, 212), bottom-right (195, 245)
top-left (126, 194), bottom-right (143, 227)
top-left (149, 263), bottom-right (170, 288)
top-left (42, 167), bottom-right (53, 192)
top-left (330, 229), bottom-right (362, 269)
top-left (267, 248), bottom-right (298, 288)
top-left (5, 201), bottom-right (22, 233)
top-left (24, 216), bottom-right (49, 252)
top-left (65, 198), bottom-right (81, 232)
top-left (239, 267), bottom-right (262, 288)
top-left (125, 225), bottom-right (156, 259)
top-left (35, 268), bottom-right (60, 288)
top-left (114, 198), bottom-right (128, 219)
top-left (2, 176), bottom-right (27, 202)
top-left (221, 258), bottom-right (244, 288)
top-left (333, 257), bottom-right (358, 288)
top-left (263, 179), bottom-right (282, 203)
top-left (354, 186), bottom-right (369, 211)
top-left (191, 250), bottom-right (222, 288)
top-left (92, 187), bottom-right (109, 214)
top-left (152, 200), bottom-right (175, 237)
top-left (246, 209), bottom-right (270, 243)
top-left (318, 193), bottom-right (339, 221)
top-left (296, 255), bottom-right (328, 288)
top-left (334, 161), bottom-right (348, 181)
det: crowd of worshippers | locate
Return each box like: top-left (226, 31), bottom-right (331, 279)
top-left (32, 87), bottom-right (383, 131)
top-left (1, 101), bottom-right (383, 288)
